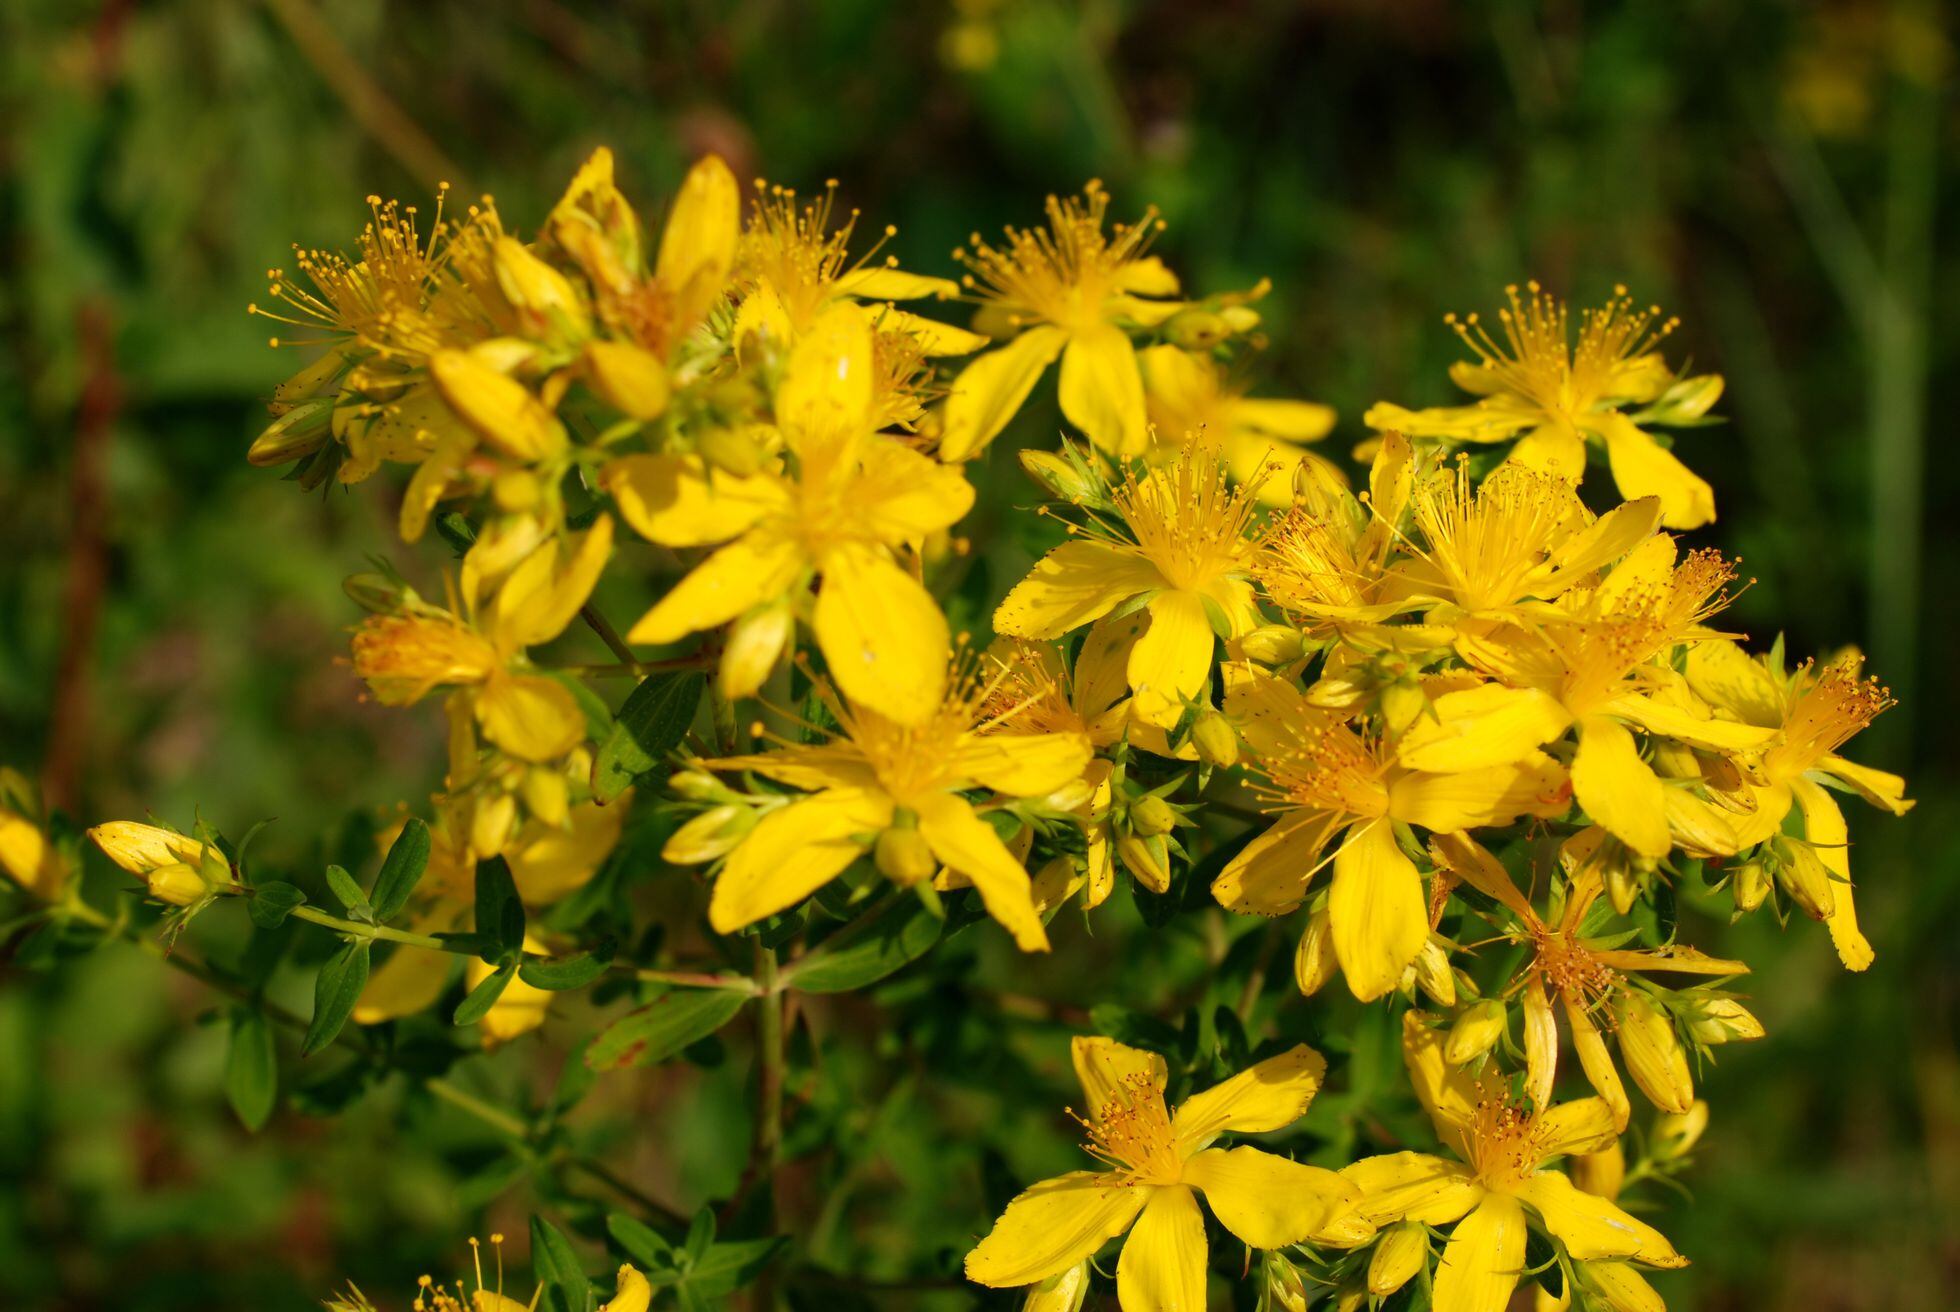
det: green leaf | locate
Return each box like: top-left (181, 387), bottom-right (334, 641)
top-left (687, 1236), bottom-right (787, 1291)
top-left (454, 960), bottom-right (516, 1027)
top-left (225, 1009), bottom-right (278, 1132)
top-left (475, 857), bottom-right (526, 958)
top-left (606, 1213), bottom-right (677, 1274)
top-left (519, 941), bottom-right (615, 991)
top-left (530, 1215), bottom-right (596, 1312)
top-left (586, 990), bottom-right (749, 1072)
top-left (593, 670), bottom-right (705, 803)
top-left (248, 881), bottom-right (307, 930)
top-left (324, 864), bottom-right (371, 917)
top-left (303, 941), bottom-right (371, 1057)
top-left (369, 817), bottom-right (431, 922)
top-left (788, 899), bottom-right (942, 993)
top-left (684, 1207), bottom-right (716, 1261)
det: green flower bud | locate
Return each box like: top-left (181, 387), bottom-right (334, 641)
top-left (1445, 998), bottom-right (1507, 1066)
top-left (1129, 794), bottom-right (1178, 837)
top-left (875, 824), bottom-right (938, 886)
top-left (1366, 1222), bottom-right (1426, 1296)
top-left (1240, 625), bottom-right (1305, 665)
top-left (1190, 710), bottom-right (1239, 769)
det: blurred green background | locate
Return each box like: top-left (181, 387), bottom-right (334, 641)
top-left (1, 1), bottom-right (1954, 1308)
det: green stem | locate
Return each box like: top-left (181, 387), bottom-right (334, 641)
top-left (579, 602), bottom-right (640, 667)
top-left (750, 943), bottom-right (786, 1310)
top-left (290, 903), bottom-right (451, 949)
top-left (540, 656), bottom-right (714, 678)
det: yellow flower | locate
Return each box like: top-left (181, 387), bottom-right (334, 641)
top-left (965, 1036), bottom-right (1357, 1308)
top-left (1140, 345), bottom-right (1338, 505)
top-left (693, 657), bottom-right (1092, 951)
top-left (0, 769), bottom-right (70, 900)
top-left (1210, 665), bottom-right (1568, 1000)
top-left (87, 820), bottom-right (231, 906)
top-left (1343, 1015), bottom-right (1684, 1312)
top-left (1434, 831), bottom-right (1752, 1127)
top-left (1681, 640), bottom-right (1909, 969)
top-left (327, 1236), bottom-right (641, 1312)
top-left (941, 183), bottom-right (1184, 459)
top-left (996, 442), bottom-right (1268, 729)
top-left (1364, 283), bottom-right (1721, 528)
top-left (351, 517), bottom-right (613, 763)
top-left (1250, 432), bottom-right (1416, 632)
top-left (606, 306), bottom-right (970, 723)
top-left (730, 178), bottom-right (981, 357)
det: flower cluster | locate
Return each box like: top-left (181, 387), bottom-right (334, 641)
top-left (26, 152), bottom-right (1906, 1309)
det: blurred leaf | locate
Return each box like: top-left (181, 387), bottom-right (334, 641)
top-left (224, 1008), bottom-right (277, 1132)
top-left (531, 1215), bottom-right (596, 1312)
top-left (248, 880), bottom-right (307, 929)
top-left (303, 941), bottom-right (371, 1056)
top-left (454, 960), bottom-right (516, 1027)
top-left (324, 863), bottom-right (371, 918)
top-left (593, 671), bottom-right (705, 803)
top-left (586, 991), bottom-right (749, 1072)
top-left (520, 941), bottom-right (615, 991)
top-left (788, 898), bottom-right (942, 994)
top-left (370, 816), bottom-right (431, 922)
top-left (475, 857), bottom-right (526, 958)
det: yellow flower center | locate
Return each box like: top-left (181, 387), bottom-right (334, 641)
top-left (351, 615), bottom-right (500, 705)
top-left (956, 183), bottom-right (1163, 335)
top-left (739, 179), bottom-right (892, 332)
top-left (1086, 444), bottom-right (1264, 593)
top-left (1447, 281), bottom-right (1675, 420)
top-left (1070, 1073), bottom-right (1184, 1186)
top-left (1762, 659), bottom-right (1893, 783)
top-left (1254, 506), bottom-right (1371, 614)
top-left (1539, 549), bottom-right (1738, 713)
top-left (828, 655), bottom-right (1023, 804)
top-left (1465, 1091), bottom-right (1551, 1192)
top-left (1532, 927), bottom-right (1620, 1006)
top-left (1252, 721), bottom-right (1391, 821)
top-left (1411, 459), bottom-right (1578, 613)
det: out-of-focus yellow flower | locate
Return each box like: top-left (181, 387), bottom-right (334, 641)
top-left (1251, 432), bottom-right (1415, 633)
top-left (1343, 1015), bottom-right (1684, 1312)
top-left (688, 656), bottom-right (1091, 951)
top-left (607, 307), bottom-right (971, 723)
top-left (87, 820), bottom-right (232, 906)
top-left (0, 770), bottom-right (70, 900)
top-left (1366, 283), bottom-right (1722, 528)
top-left (1210, 665), bottom-right (1568, 1000)
top-left (1140, 344), bottom-right (1337, 504)
top-left (965, 1036), bottom-right (1356, 1305)
top-left (941, 184), bottom-right (1189, 459)
top-left (351, 516), bottom-right (612, 763)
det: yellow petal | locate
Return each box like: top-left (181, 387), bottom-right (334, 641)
top-left (1605, 691), bottom-right (1777, 754)
top-left (0, 812), bottom-right (59, 898)
top-left (964, 1171), bottom-right (1147, 1288)
top-left (1817, 755), bottom-right (1912, 816)
top-left (1183, 1146), bottom-right (1358, 1248)
top-left (1522, 978), bottom-right (1559, 1110)
top-left (1578, 1262), bottom-right (1668, 1312)
top-left (1595, 412), bottom-right (1714, 529)
top-left (491, 515), bottom-right (615, 650)
top-left (1058, 323), bottom-right (1148, 457)
top-left (1570, 717), bottom-right (1670, 859)
top-left (1428, 831), bottom-right (1537, 923)
top-left (1113, 256), bottom-right (1180, 297)
top-left (1210, 809), bottom-right (1341, 916)
top-left (1073, 1035), bottom-right (1170, 1110)
top-left (915, 792), bottom-right (1048, 952)
top-left (656, 154), bottom-right (740, 330)
top-left (1565, 991), bottom-right (1632, 1129)
top-left (1432, 1194), bottom-right (1527, 1312)
top-left (708, 789), bottom-right (891, 933)
top-left (1401, 1011), bottom-right (1480, 1154)
top-left (1507, 421), bottom-right (1588, 478)
top-left (474, 956), bottom-right (555, 1044)
top-left (1791, 775), bottom-right (1874, 970)
top-left (833, 267), bottom-right (961, 301)
top-left (507, 800), bottom-right (624, 905)
top-left (1397, 685), bottom-right (1572, 773)
top-left (1328, 820), bottom-right (1429, 1003)
top-left (854, 438), bottom-right (977, 540)
top-left (1172, 1044), bottom-right (1328, 1147)
top-left (1115, 1184), bottom-right (1207, 1312)
top-left (939, 326), bottom-right (1069, 461)
top-left (427, 349), bottom-right (567, 462)
top-left (1387, 753), bottom-right (1569, 832)
top-left (731, 283), bottom-right (795, 357)
top-left (627, 530), bottom-right (804, 645)
top-left (1234, 398), bottom-right (1337, 442)
top-left (779, 304), bottom-right (876, 441)
top-left (87, 821), bottom-right (206, 875)
top-left (952, 730), bottom-right (1093, 798)
top-left (813, 542), bottom-right (950, 726)
top-left (1363, 399), bottom-right (1533, 443)
top-left (1127, 590), bottom-right (1215, 729)
top-left (875, 308), bottom-right (989, 356)
top-left (474, 673), bottom-right (586, 762)
top-left (599, 1266), bottom-right (652, 1312)
top-left (1680, 639), bottom-right (1782, 726)
top-left (994, 541), bottom-right (1165, 640)
top-left (603, 454), bottom-right (784, 548)
top-left (1341, 1152), bottom-right (1483, 1227)
top-left (1534, 1097), bottom-right (1622, 1158)
top-left (583, 339), bottom-right (671, 420)
top-left (1508, 1172), bottom-right (1683, 1265)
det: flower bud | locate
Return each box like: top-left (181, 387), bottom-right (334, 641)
top-left (1294, 907), bottom-right (1338, 996)
top-left (719, 604), bottom-right (792, 702)
top-left (1682, 996), bottom-right (1764, 1045)
top-left (1042, 777), bottom-right (1098, 814)
top-left (521, 767), bottom-right (570, 828)
top-left (1129, 794), bottom-right (1178, 837)
top-left (584, 339), bottom-right (672, 421)
top-left (1379, 679), bottom-right (1428, 737)
top-left (1641, 372), bottom-right (1725, 425)
top-left (1332, 1278), bottom-right (1370, 1312)
top-left (1116, 832), bottom-right (1171, 893)
top-left (875, 824), bottom-right (938, 886)
top-left (1019, 449), bottom-right (1102, 504)
top-left (1568, 1139), bottom-right (1625, 1200)
top-left (1022, 1262), bottom-right (1088, 1312)
top-left (342, 571), bottom-right (408, 614)
top-left (662, 804), bottom-right (755, 865)
top-left (268, 345), bottom-right (352, 412)
top-left (491, 469), bottom-right (543, 513)
top-left (1240, 625), bottom-right (1305, 665)
top-left (1445, 998), bottom-right (1507, 1066)
top-left (1606, 858), bottom-right (1642, 916)
top-left (970, 302), bottom-right (1024, 341)
top-left (89, 820), bottom-right (210, 877)
top-left (667, 769), bottom-right (726, 802)
top-left (1578, 1261), bottom-right (1666, 1312)
top-left (471, 792), bottom-right (518, 857)
top-left (1412, 936), bottom-right (1456, 1007)
top-left (1163, 308), bottom-right (1230, 350)
top-left (1614, 992), bottom-right (1695, 1114)
top-left (247, 397), bottom-right (334, 466)
top-left (1774, 840), bottom-right (1836, 919)
top-left (1731, 858), bottom-right (1769, 912)
top-left (1260, 1254), bottom-right (1312, 1312)
top-left (428, 349), bottom-right (568, 462)
top-left (1367, 1222), bottom-right (1427, 1295)
top-left (494, 236), bottom-right (590, 338)
top-left (1190, 710), bottom-right (1239, 769)
top-left (146, 861), bottom-right (210, 906)
top-left (1650, 738), bottom-right (1700, 779)
top-left (698, 424), bottom-right (765, 478)
top-left (1650, 1099), bottom-right (1709, 1161)
top-left (600, 1265), bottom-right (652, 1312)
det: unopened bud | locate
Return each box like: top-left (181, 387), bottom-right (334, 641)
top-left (1116, 832), bottom-right (1171, 893)
top-left (147, 861), bottom-right (210, 906)
top-left (342, 571), bottom-right (406, 614)
top-left (1190, 710), bottom-right (1239, 769)
top-left (428, 350), bottom-right (567, 462)
top-left (1022, 1261), bottom-right (1089, 1312)
top-left (1332, 1278), bottom-right (1370, 1312)
top-left (1367, 1222), bottom-right (1426, 1296)
top-left (970, 302), bottom-right (1023, 341)
top-left (875, 824), bottom-right (938, 885)
top-left (1379, 680), bottom-right (1428, 737)
top-left (1163, 308), bottom-right (1230, 351)
top-left (1732, 858), bottom-right (1769, 912)
top-left (1650, 1099), bottom-right (1709, 1161)
top-left (719, 604), bottom-right (793, 702)
top-left (667, 769), bottom-right (725, 802)
top-left (472, 792), bottom-right (518, 858)
top-left (1129, 794), bottom-right (1178, 837)
top-left (1650, 738), bottom-right (1701, 779)
top-left (1445, 998), bottom-right (1507, 1066)
top-left (1294, 907), bottom-right (1337, 996)
top-left (269, 346), bottom-right (352, 412)
top-left (1578, 1261), bottom-right (1666, 1312)
top-left (1262, 1253), bottom-right (1312, 1312)
top-left (1606, 858), bottom-right (1641, 916)
top-left (1412, 936), bottom-right (1456, 1007)
top-left (1568, 1139), bottom-right (1625, 1200)
top-left (521, 768), bottom-right (570, 828)
top-left (1614, 992), bottom-right (1694, 1114)
top-left (601, 1265), bottom-right (652, 1312)
top-left (492, 469), bottom-right (543, 513)
top-left (248, 397), bottom-right (334, 466)
top-left (662, 804), bottom-right (755, 865)
top-left (1682, 996), bottom-right (1765, 1045)
top-left (1642, 372), bottom-right (1725, 425)
top-left (1774, 840), bottom-right (1836, 919)
top-left (1240, 625), bottom-right (1305, 665)
top-left (698, 424), bottom-right (764, 478)
top-left (584, 339), bottom-right (671, 421)
top-left (1019, 448), bottom-right (1100, 504)
top-left (494, 236), bottom-right (590, 337)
